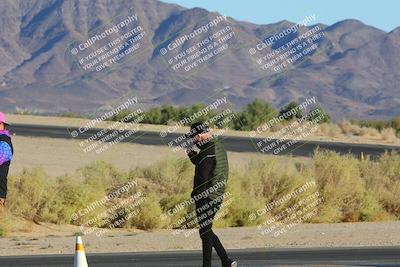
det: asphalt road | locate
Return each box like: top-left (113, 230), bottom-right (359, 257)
top-left (8, 124), bottom-right (399, 158)
top-left (0, 247), bottom-right (399, 266)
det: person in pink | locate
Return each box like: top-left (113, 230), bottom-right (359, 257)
top-left (0, 112), bottom-right (13, 216)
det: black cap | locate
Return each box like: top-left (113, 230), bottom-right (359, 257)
top-left (185, 122), bottom-right (209, 138)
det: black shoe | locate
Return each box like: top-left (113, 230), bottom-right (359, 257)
top-left (223, 259), bottom-right (237, 267)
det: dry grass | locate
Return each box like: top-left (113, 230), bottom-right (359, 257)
top-left (381, 128), bottom-right (397, 141)
top-left (318, 121), bottom-right (399, 143)
top-left (1, 150), bottom-right (399, 236)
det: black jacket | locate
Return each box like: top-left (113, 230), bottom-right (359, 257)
top-left (188, 138), bottom-right (228, 201)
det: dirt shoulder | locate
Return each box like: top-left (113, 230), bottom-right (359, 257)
top-left (0, 221), bottom-right (399, 256)
top-left (9, 135), bottom-right (291, 177)
top-left (7, 114), bottom-right (400, 146)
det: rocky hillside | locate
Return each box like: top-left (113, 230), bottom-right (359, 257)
top-left (0, 0), bottom-right (399, 120)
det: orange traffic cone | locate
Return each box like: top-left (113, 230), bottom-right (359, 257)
top-left (74, 236), bottom-right (88, 267)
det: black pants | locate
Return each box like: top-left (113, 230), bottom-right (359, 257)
top-left (0, 161), bottom-right (10, 199)
top-left (195, 197), bottom-right (229, 267)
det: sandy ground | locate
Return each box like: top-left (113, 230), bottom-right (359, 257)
top-left (0, 221), bottom-right (399, 256)
top-left (9, 135), bottom-right (291, 177)
top-left (10, 135), bottom-right (180, 177)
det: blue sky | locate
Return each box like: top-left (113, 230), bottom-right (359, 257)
top-left (161, 0), bottom-right (399, 32)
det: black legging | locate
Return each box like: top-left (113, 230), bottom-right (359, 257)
top-left (195, 197), bottom-right (229, 267)
top-left (0, 161), bottom-right (10, 199)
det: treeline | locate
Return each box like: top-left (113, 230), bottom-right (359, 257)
top-left (111, 99), bottom-right (330, 131)
top-left (27, 98), bottom-right (399, 133)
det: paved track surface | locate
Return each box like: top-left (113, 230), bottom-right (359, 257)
top-left (0, 247), bottom-right (399, 266)
top-left (8, 124), bottom-right (399, 158)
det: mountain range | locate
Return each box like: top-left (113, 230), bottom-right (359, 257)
top-left (0, 0), bottom-right (399, 120)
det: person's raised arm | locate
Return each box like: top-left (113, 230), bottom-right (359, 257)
top-left (186, 147), bottom-right (199, 165)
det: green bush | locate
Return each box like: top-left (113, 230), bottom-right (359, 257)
top-left (135, 158), bottom-right (193, 194)
top-left (313, 150), bottom-right (365, 222)
top-left (126, 195), bottom-right (163, 230)
top-left (7, 167), bottom-right (53, 221)
top-left (373, 152), bottom-right (400, 217)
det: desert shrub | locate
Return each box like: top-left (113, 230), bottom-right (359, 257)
top-left (391, 117), bottom-right (400, 134)
top-left (7, 161), bottom-right (132, 225)
top-left (42, 175), bottom-right (103, 224)
top-left (135, 158), bottom-right (193, 194)
top-left (359, 127), bottom-right (379, 137)
top-left (378, 152), bottom-right (400, 181)
top-left (0, 212), bottom-right (34, 237)
top-left (6, 167), bottom-right (53, 221)
top-left (359, 194), bottom-right (392, 221)
top-left (60, 112), bottom-right (83, 118)
top-left (374, 152), bottom-right (400, 217)
top-left (325, 123), bottom-right (342, 137)
top-left (357, 159), bottom-right (390, 221)
top-left (42, 161), bottom-right (130, 225)
top-left (352, 119), bottom-right (389, 131)
top-left (317, 123), bottom-right (330, 136)
top-left (224, 159), bottom-right (318, 226)
top-left (159, 193), bottom-right (193, 228)
top-left (338, 120), bottom-right (353, 135)
top-left (313, 150), bottom-right (365, 222)
top-left (221, 194), bottom-right (259, 227)
top-left (4, 151), bottom-right (400, 235)
top-left (77, 160), bottom-right (128, 191)
top-left (240, 159), bottom-right (298, 200)
top-left (338, 120), bottom-right (372, 136)
top-left (126, 194), bottom-right (163, 230)
top-left (381, 128), bottom-right (397, 141)
top-left (0, 212), bottom-right (13, 237)
top-left (221, 171), bottom-right (265, 227)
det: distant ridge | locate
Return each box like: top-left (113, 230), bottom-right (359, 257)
top-left (0, 0), bottom-right (399, 120)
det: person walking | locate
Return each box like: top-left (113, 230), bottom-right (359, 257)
top-left (0, 112), bottom-right (13, 216)
top-left (186, 122), bottom-right (237, 267)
